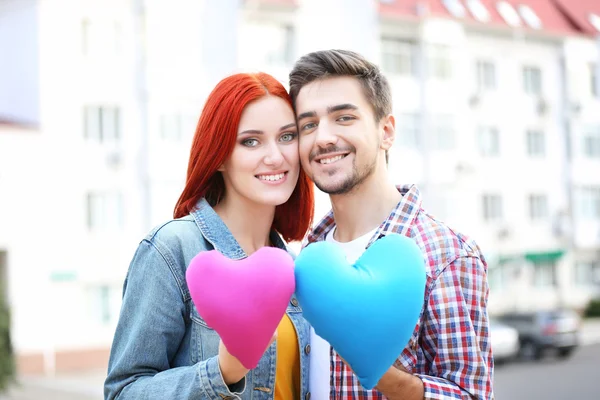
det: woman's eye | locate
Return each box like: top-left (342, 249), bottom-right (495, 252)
top-left (280, 132), bottom-right (297, 142)
top-left (242, 138), bottom-right (259, 147)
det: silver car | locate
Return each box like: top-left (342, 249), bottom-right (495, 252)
top-left (490, 318), bottom-right (520, 363)
top-left (498, 309), bottom-right (580, 360)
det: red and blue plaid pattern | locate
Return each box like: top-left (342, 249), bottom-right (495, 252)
top-left (305, 185), bottom-right (494, 399)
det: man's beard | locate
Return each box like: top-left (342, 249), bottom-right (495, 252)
top-left (314, 153), bottom-right (377, 195)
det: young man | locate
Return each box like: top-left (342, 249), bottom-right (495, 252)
top-left (290, 49), bottom-right (494, 400)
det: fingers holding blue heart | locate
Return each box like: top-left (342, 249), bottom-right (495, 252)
top-left (294, 233), bottom-right (426, 389)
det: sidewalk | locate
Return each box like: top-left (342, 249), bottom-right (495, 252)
top-left (2, 369), bottom-right (105, 400)
top-left (579, 317), bottom-right (600, 346)
top-left (3, 318), bottom-right (600, 399)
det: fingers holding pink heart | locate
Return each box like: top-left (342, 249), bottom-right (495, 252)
top-left (186, 247), bottom-right (295, 369)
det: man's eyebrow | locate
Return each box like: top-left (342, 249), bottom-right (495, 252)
top-left (297, 111), bottom-right (317, 121)
top-left (297, 104), bottom-right (358, 121)
top-left (327, 103), bottom-right (358, 113)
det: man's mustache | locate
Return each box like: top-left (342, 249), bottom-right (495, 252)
top-left (309, 146), bottom-right (355, 162)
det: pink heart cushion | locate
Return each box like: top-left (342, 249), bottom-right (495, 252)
top-left (186, 247), bottom-right (295, 369)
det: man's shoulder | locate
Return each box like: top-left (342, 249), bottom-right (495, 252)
top-left (409, 210), bottom-right (486, 278)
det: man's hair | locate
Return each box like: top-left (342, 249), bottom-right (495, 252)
top-left (289, 49), bottom-right (392, 122)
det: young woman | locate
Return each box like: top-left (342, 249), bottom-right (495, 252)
top-left (104, 72), bottom-right (314, 400)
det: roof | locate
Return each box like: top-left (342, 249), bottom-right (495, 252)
top-left (248, 0), bottom-right (600, 38)
top-left (379, 0), bottom-right (580, 36)
top-left (552, 0), bottom-right (600, 36)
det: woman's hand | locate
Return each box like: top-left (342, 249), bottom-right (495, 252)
top-left (218, 332), bottom-right (277, 385)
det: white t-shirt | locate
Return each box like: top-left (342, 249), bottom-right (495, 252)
top-left (308, 226), bottom-right (378, 399)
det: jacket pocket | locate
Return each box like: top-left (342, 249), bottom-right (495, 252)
top-left (190, 307), bottom-right (220, 364)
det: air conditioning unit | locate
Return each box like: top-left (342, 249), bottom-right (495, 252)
top-left (469, 93), bottom-right (481, 108)
top-left (496, 225), bottom-right (512, 241)
top-left (106, 151), bottom-right (122, 168)
top-left (455, 161), bottom-right (475, 175)
top-left (536, 97), bottom-right (549, 115)
top-left (570, 101), bottom-right (582, 115)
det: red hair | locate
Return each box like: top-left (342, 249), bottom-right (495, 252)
top-left (173, 72), bottom-right (314, 242)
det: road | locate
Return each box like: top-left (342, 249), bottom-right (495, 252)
top-left (2, 344), bottom-right (599, 399)
top-left (494, 343), bottom-right (600, 399)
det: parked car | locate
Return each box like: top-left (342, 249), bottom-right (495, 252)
top-left (489, 318), bottom-right (520, 363)
top-left (497, 309), bottom-right (580, 360)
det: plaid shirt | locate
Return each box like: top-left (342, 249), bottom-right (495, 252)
top-left (304, 185), bottom-right (494, 400)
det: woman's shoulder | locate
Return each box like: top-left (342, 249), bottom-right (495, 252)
top-left (141, 215), bottom-right (210, 261)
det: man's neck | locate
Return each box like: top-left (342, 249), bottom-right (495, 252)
top-left (329, 171), bottom-right (402, 243)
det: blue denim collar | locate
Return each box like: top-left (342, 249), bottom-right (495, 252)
top-left (191, 198), bottom-right (287, 259)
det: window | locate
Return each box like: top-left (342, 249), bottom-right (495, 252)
top-left (0, 251), bottom-right (6, 303)
top-left (381, 38), bottom-right (416, 76)
top-left (466, 0), bottom-right (491, 22)
top-left (523, 66), bottom-right (542, 95)
top-left (266, 25), bottom-right (294, 67)
top-left (528, 194), bottom-right (548, 221)
top-left (478, 126), bottom-right (499, 156)
top-left (427, 45), bottom-right (453, 80)
top-left (482, 194), bottom-right (503, 221)
top-left (476, 60), bottom-right (496, 91)
top-left (431, 115), bottom-right (455, 150)
top-left (442, 0), bottom-right (466, 18)
top-left (577, 186), bottom-right (600, 219)
top-left (88, 285), bottom-right (115, 325)
top-left (497, 1), bottom-right (521, 27)
top-left (533, 262), bottom-right (556, 287)
top-left (591, 63), bottom-right (598, 98)
top-left (488, 264), bottom-right (507, 291)
top-left (574, 261), bottom-right (600, 286)
top-left (395, 113), bottom-right (420, 148)
top-left (86, 191), bottom-right (125, 231)
top-left (84, 106), bottom-right (121, 143)
top-left (518, 5), bottom-right (542, 30)
top-left (583, 126), bottom-right (600, 158)
top-left (526, 130), bottom-right (545, 157)
top-left (160, 114), bottom-right (182, 141)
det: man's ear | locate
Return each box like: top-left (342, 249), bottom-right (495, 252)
top-left (380, 114), bottom-right (396, 151)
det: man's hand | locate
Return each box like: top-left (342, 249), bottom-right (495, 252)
top-left (339, 355), bottom-right (423, 400)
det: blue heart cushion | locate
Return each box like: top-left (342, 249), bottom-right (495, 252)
top-left (295, 233), bottom-right (426, 389)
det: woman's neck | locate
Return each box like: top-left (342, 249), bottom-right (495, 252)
top-left (213, 195), bottom-right (276, 255)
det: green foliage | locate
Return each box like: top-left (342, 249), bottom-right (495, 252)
top-left (0, 286), bottom-right (14, 393)
top-left (584, 298), bottom-right (600, 318)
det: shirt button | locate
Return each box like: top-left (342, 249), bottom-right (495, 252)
top-left (305, 392), bottom-right (311, 400)
top-left (291, 298), bottom-right (299, 307)
top-left (304, 344), bottom-right (311, 354)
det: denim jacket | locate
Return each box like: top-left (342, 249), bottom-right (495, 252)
top-left (104, 198), bottom-right (311, 400)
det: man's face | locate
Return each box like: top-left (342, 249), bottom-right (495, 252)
top-left (295, 76), bottom-right (392, 195)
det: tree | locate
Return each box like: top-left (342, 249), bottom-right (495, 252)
top-left (0, 285), bottom-right (14, 393)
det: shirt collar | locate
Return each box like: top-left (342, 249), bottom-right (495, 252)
top-left (305, 184), bottom-right (422, 247)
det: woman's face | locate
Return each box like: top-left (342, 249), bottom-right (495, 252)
top-left (219, 95), bottom-right (300, 208)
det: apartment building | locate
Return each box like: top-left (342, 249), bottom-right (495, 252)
top-left (0, 0), bottom-right (599, 373)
